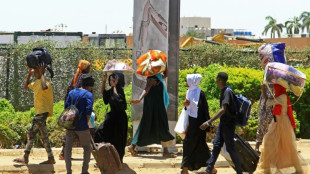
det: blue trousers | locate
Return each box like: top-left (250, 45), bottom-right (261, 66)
top-left (206, 123), bottom-right (242, 174)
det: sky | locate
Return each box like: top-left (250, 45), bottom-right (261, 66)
top-left (1, 0), bottom-right (310, 38)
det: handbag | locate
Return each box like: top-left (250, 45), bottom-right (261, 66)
top-left (174, 108), bottom-right (189, 139)
top-left (58, 91), bottom-right (88, 129)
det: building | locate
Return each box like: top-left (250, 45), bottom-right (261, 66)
top-left (180, 17), bottom-right (234, 38)
top-left (85, 33), bottom-right (127, 48)
top-left (180, 17), bottom-right (211, 37)
top-left (0, 31), bottom-right (83, 47)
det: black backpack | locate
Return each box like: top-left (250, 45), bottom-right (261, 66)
top-left (26, 47), bottom-right (54, 78)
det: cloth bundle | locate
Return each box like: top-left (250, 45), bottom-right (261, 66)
top-left (264, 62), bottom-right (306, 96)
top-left (136, 50), bottom-right (167, 77)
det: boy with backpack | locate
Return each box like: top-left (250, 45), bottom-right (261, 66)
top-left (13, 64), bottom-right (56, 164)
top-left (64, 74), bottom-right (94, 174)
top-left (199, 72), bottom-right (242, 174)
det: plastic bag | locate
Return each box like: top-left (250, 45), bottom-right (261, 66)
top-left (174, 108), bottom-right (189, 140)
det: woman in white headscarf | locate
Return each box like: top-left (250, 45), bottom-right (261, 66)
top-left (180, 74), bottom-right (215, 174)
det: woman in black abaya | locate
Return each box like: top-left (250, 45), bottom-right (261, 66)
top-left (94, 71), bottom-right (128, 163)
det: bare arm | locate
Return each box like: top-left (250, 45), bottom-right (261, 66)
top-left (86, 115), bottom-right (90, 124)
top-left (131, 78), bottom-right (156, 104)
top-left (40, 74), bottom-right (48, 90)
top-left (200, 104), bottom-right (227, 130)
top-left (24, 68), bottom-right (33, 89)
top-left (38, 64), bottom-right (48, 90)
top-left (101, 72), bottom-right (107, 94)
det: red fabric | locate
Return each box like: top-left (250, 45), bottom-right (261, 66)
top-left (273, 84), bottom-right (296, 129)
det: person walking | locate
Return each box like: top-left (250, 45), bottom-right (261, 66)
top-left (94, 71), bottom-right (128, 163)
top-left (254, 84), bottom-right (308, 174)
top-left (13, 64), bottom-right (55, 164)
top-left (64, 74), bottom-right (94, 174)
top-left (180, 74), bottom-right (215, 174)
top-left (200, 72), bottom-right (242, 174)
top-left (128, 68), bottom-right (176, 158)
top-left (59, 60), bottom-right (91, 160)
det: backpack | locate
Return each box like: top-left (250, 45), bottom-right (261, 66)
top-left (58, 91), bottom-right (88, 129)
top-left (26, 47), bottom-right (54, 78)
top-left (226, 87), bottom-right (252, 127)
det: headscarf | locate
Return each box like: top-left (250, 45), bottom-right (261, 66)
top-left (108, 71), bottom-right (125, 89)
top-left (186, 74), bottom-right (202, 118)
top-left (155, 73), bottom-right (169, 108)
top-left (108, 72), bottom-right (126, 110)
top-left (273, 84), bottom-right (295, 129)
top-left (73, 60), bottom-right (91, 88)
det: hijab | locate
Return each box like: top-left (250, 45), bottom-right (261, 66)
top-left (273, 84), bottom-right (295, 129)
top-left (73, 60), bottom-right (91, 88)
top-left (108, 72), bottom-right (126, 109)
top-left (186, 74), bottom-right (202, 118)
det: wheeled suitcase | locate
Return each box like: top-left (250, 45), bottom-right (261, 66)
top-left (221, 134), bottom-right (259, 174)
top-left (91, 139), bottom-right (122, 174)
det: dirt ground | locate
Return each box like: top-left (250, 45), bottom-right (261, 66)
top-left (0, 141), bottom-right (309, 174)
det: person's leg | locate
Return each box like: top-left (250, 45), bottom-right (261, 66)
top-left (128, 144), bottom-right (136, 156)
top-left (255, 141), bottom-right (262, 154)
top-left (65, 130), bottom-right (76, 174)
top-left (181, 167), bottom-right (189, 174)
top-left (13, 115), bottom-right (40, 164)
top-left (222, 125), bottom-right (242, 174)
top-left (38, 113), bottom-right (55, 164)
top-left (205, 124), bottom-right (224, 173)
top-left (59, 135), bottom-right (66, 160)
top-left (76, 130), bottom-right (92, 174)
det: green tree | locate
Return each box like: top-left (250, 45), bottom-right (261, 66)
top-left (285, 16), bottom-right (302, 36)
top-left (182, 30), bottom-right (205, 39)
top-left (300, 11), bottom-right (310, 34)
top-left (262, 16), bottom-right (284, 38)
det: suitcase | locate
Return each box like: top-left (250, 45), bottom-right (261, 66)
top-left (91, 139), bottom-right (122, 174)
top-left (221, 134), bottom-right (259, 174)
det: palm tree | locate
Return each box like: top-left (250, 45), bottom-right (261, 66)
top-left (285, 16), bottom-right (302, 37)
top-left (262, 16), bottom-right (284, 38)
top-left (299, 11), bottom-right (310, 34)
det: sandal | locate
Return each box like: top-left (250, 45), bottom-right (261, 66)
top-left (162, 152), bottom-right (177, 158)
top-left (127, 145), bottom-right (137, 156)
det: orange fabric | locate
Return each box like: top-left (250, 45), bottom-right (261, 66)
top-left (273, 84), bottom-right (295, 129)
top-left (136, 50), bottom-right (167, 77)
top-left (73, 60), bottom-right (90, 88)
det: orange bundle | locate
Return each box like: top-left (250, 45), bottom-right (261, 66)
top-left (136, 50), bottom-right (167, 77)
